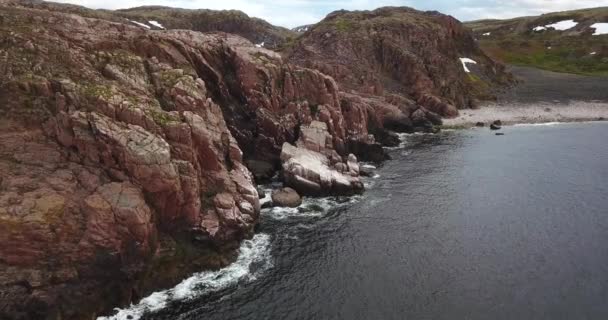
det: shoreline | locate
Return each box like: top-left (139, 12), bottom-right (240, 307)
top-left (444, 101), bottom-right (608, 128)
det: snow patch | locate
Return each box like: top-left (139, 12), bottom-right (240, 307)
top-left (591, 23), bottom-right (608, 35)
top-left (148, 20), bottom-right (165, 29)
top-left (533, 20), bottom-right (578, 32)
top-left (483, 32), bottom-right (491, 36)
top-left (591, 52), bottom-right (597, 55)
top-left (128, 20), bottom-right (150, 29)
top-left (255, 42), bottom-right (265, 48)
top-left (546, 20), bottom-right (578, 31)
top-left (459, 58), bottom-right (477, 73)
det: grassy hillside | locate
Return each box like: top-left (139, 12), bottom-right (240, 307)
top-left (466, 7), bottom-right (608, 76)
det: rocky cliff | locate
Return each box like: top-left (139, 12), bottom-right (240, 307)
top-left (0, 3), bottom-right (391, 319)
top-left (287, 7), bottom-right (514, 116)
top-left (0, 2), bottom-right (511, 319)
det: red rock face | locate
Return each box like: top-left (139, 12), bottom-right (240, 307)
top-left (0, 4), bottom-right (390, 318)
top-left (0, 6), bottom-right (266, 318)
top-left (287, 7), bottom-right (513, 118)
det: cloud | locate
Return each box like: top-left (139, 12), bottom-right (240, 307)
top-left (49, 0), bottom-right (608, 27)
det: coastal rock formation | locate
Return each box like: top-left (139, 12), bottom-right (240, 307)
top-left (287, 7), bottom-right (513, 117)
top-left (280, 121), bottom-right (363, 196)
top-left (0, 2), bottom-right (511, 319)
top-left (281, 143), bottom-right (364, 196)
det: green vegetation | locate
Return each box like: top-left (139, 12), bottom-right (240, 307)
top-left (467, 6), bottom-right (608, 76)
top-left (149, 109), bottom-right (179, 126)
top-left (81, 83), bottom-right (115, 100)
top-left (334, 18), bottom-right (355, 32)
top-left (480, 39), bottom-right (608, 76)
top-left (308, 103), bottom-right (320, 115)
top-left (465, 73), bottom-right (497, 101)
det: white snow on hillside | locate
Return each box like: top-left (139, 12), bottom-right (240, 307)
top-left (483, 32), bottom-right (491, 36)
top-left (459, 58), bottom-right (477, 73)
top-left (591, 23), bottom-right (608, 35)
top-left (546, 20), bottom-right (578, 30)
top-left (255, 42), bottom-right (265, 48)
top-left (129, 20), bottom-right (150, 29)
top-left (149, 21), bottom-right (165, 29)
top-left (591, 52), bottom-right (597, 55)
top-left (533, 20), bottom-right (578, 32)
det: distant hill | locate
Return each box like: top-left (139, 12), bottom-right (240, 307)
top-left (287, 7), bottom-right (514, 112)
top-left (10, 1), bottom-right (297, 49)
top-left (465, 7), bottom-right (608, 75)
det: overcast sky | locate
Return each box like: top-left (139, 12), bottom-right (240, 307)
top-left (51, 0), bottom-right (608, 28)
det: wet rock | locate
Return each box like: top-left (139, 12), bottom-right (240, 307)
top-left (359, 166), bottom-right (375, 177)
top-left (490, 124), bottom-right (501, 130)
top-left (271, 187), bottom-right (302, 208)
top-left (373, 129), bottom-right (401, 147)
top-left (346, 138), bottom-right (389, 163)
top-left (280, 143), bottom-right (364, 196)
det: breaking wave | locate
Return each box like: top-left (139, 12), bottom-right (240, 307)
top-left (98, 234), bottom-right (273, 320)
top-left (262, 195), bottom-right (361, 220)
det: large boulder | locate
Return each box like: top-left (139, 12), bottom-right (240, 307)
top-left (271, 187), bottom-right (302, 208)
top-left (280, 143), bottom-right (364, 196)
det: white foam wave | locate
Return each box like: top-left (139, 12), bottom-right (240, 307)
top-left (361, 163), bottom-right (377, 169)
top-left (98, 234), bottom-right (272, 320)
top-left (513, 122), bottom-right (562, 127)
top-left (262, 196), bottom-right (361, 220)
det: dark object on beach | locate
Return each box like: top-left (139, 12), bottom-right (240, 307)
top-left (492, 120), bottom-right (502, 126)
top-left (495, 133), bottom-right (505, 136)
top-left (490, 124), bottom-right (502, 130)
top-left (475, 122), bottom-right (485, 127)
top-left (599, 117), bottom-right (605, 121)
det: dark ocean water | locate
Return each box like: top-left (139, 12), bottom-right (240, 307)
top-left (105, 122), bottom-right (608, 320)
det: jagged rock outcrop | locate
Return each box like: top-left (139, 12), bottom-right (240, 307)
top-left (280, 121), bottom-right (363, 196)
top-left (287, 7), bottom-right (514, 117)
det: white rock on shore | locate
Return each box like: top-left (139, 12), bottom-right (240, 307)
top-left (280, 143), bottom-right (364, 196)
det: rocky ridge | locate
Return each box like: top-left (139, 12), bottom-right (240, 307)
top-left (287, 7), bottom-right (514, 117)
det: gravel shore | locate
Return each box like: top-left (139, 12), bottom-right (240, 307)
top-left (445, 66), bottom-right (608, 126)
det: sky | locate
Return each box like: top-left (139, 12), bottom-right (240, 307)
top-left (51, 0), bottom-right (608, 28)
